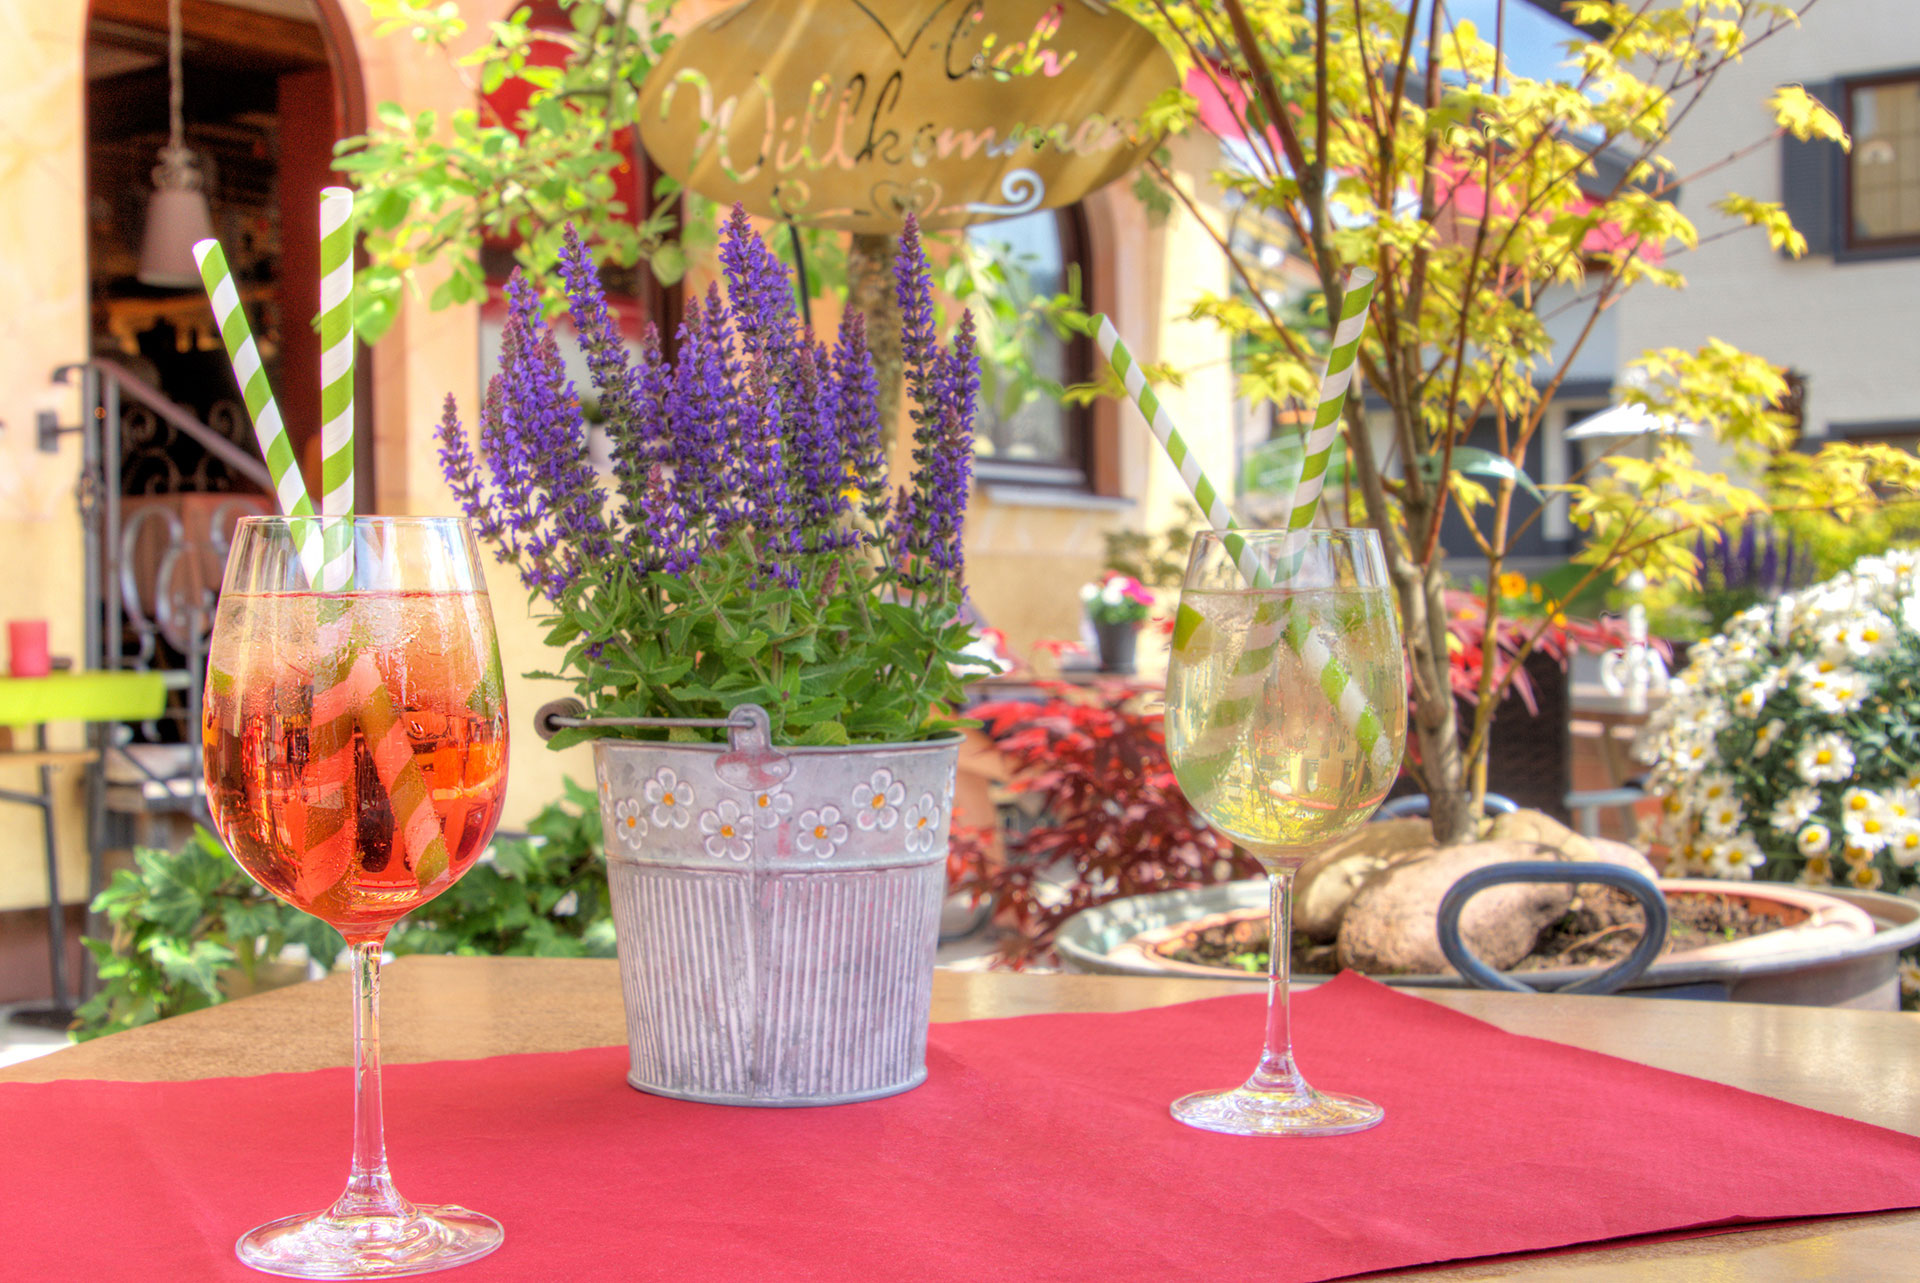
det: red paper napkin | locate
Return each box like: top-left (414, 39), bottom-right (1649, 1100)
top-left (7, 972), bottom-right (1920, 1282)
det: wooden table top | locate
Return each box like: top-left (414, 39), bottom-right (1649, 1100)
top-left (9, 958), bottom-right (1920, 1280)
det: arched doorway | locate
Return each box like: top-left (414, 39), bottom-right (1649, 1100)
top-left (84, 0), bottom-right (370, 509)
top-left (77, 0), bottom-right (372, 852)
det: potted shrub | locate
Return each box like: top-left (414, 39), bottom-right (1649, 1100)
top-left (437, 209), bottom-right (979, 1104)
top-left (1080, 572), bottom-right (1154, 673)
top-left (1098, 1), bottom-right (1915, 857)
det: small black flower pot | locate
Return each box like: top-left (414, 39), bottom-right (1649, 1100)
top-left (1094, 619), bottom-right (1139, 674)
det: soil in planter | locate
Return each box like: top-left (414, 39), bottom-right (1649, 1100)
top-left (1163, 889), bottom-right (1784, 976)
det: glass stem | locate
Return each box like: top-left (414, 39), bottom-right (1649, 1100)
top-left (1248, 869), bottom-right (1309, 1099)
top-left (330, 939), bottom-right (409, 1222)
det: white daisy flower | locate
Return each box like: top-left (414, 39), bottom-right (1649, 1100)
top-left (1796, 822), bottom-right (1832, 857)
top-left (1700, 797), bottom-right (1745, 838)
top-left (644, 768), bottom-right (695, 829)
top-left (1697, 772), bottom-right (1737, 805)
top-left (1675, 737), bottom-right (1720, 771)
top-left (1847, 861), bottom-right (1885, 891)
top-left (851, 768), bottom-right (906, 832)
top-left (1805, 668), bottom-right (1872, 715)
top-left (697, 799), bottom-right (753, 862)
top-left (1890, 829), bottom-right (1920, 868)
top-left (1794, 733), bottom-right (1854, 785)
top-left (1838, 610), bottom-right (1897, 661)
top-left (1880, 789), bottom-right (1920, 831)
top-left (1769, 787), bottom-right (1820, 832)
top-left (1703, 836), bottom-right (1762, 880)
top-left (1841, 787), bottom-right (1891, 852)
top-left (796, 805), bottom-right (850, 859)
top-left (1796, 853), bottom-right (1834, 886)
top-left (1753, 719), bottom-right (1786, 757)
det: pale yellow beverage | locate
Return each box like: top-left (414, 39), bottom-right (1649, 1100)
top-left (1165, 588), bottom-right (1406, 867)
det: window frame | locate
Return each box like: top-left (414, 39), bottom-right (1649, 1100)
top-left (969, 203), bottom-right (1098, 492)
top-left (1841, 67), bottom-right (1920, 255)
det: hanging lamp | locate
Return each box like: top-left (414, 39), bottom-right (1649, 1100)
top-left (136, 0), bottom-right (215, 288)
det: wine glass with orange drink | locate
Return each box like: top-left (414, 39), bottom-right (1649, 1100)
top-left (202, 515), bottom-right (508, 1277)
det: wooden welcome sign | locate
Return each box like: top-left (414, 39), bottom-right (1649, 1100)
top-left (638, 0), bottom-right (1178, 231)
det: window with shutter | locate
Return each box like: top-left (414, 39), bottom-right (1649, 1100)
top-left (1845, 71), bottom-right (1920, 252)
top-left (1779, 80), bottom-right (1841, 257)
top-left (965, 205), bottom-right (1097, 490)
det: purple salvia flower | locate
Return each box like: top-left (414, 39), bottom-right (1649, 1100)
top-left (718, 204), bottom-right (798, 367)
top-left (918, 309), bottom-right (978, 581)
top-left (637, 462), bottom-right (694, 576)
top-left (790, 340), bottom-right (852, 552)
top-left (737, 366), bottom-right (800, 587)
top-left (476, 349), bottom-right (531, 576)
top-left (667, 293), bottom-right (737, 545)
top-left (557, 223), bottom-right (640, 434)
top-left (616, 322), bottom-right (673, 560)
top-left (486, 271), bottom-right (610, 598)
top-left (895, 212), bottom-right (939, 462)
top-left (833, 306), bottom-right (890, 536)
top-left (557, 223), bottom-right (649, 542)
top-left (435, 393), bottom-right (498, 545)
top-left (886, 484), bottom-right (927, 587)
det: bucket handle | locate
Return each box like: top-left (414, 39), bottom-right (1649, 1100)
top-left (534, 699), bottom-right (791, 790)
top-left (1435, 860), bottom-right (1669, 996)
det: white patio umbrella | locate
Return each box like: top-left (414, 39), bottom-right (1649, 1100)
top-left (1564, 402), bottom-right (1699, 440)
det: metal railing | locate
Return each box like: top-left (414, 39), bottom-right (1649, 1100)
top-left (39, 360), bottom-right (275, 989)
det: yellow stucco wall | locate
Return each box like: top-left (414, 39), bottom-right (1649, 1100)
top-left (0, 2), bottom-right (94, 911)
top-left (0, 0), bottom-right (1242, 915)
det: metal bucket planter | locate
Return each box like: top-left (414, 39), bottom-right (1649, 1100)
top-left (549, 702), bottom-right (959, 1106)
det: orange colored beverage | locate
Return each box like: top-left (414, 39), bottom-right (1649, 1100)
top-left (203, 590), bottom-right (509, 942)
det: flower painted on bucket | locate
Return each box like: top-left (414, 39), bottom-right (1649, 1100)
top-left (747, 783), bottom-right (795, 830)
top-left (903, 793), bottom-right (941, 853)
top-left (698, 799), bottom-right (753, 862)
top-left (644, 768), bottom-right (695, 829)
top-left (612, 797), bottom-right (647, 848)
top-left (797, 805), bottom-right (849, 859)
top-left (852, 768), bottom-right (905, 831)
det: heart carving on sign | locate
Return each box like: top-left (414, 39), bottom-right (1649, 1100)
top-left (844, 0), bottom-right (960, 60)
top-left (868, 176), bottom-right (944, 218)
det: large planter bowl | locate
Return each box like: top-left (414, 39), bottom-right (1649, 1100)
top-left (592, 728), bottom-right (959, 1106)
top-left (1057, 879), bottom-right (1920, 1009)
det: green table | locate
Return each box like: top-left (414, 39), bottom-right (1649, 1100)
top-left (0, 670), bottom-right (168, 1017)
top-left (0, 671), bottom-right (167, 727)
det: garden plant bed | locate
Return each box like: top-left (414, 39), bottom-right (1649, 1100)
top-left (1161, 889), bottom-right (1787, 976)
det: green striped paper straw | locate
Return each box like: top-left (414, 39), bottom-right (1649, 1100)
top-left (192, 238), bottom-right (323, 585)
top-left (195, 227), bottom-right (448, 889)
top-left (1282, 269), bottom-right (1376, 536)
top-left (1092, 293), bottom-right (1394, 775)
top-left (318, 186), bottom-right (356, 591)
top-left (194, 239), bottom-right (314, 525)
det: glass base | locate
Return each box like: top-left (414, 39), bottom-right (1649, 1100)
top-left (1172, 1085), bottom-right (1384, 1137)
top-left (237, 1205), bottom-right (503, 1278)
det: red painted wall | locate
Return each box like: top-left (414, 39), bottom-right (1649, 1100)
top-left (276, 66), bottom-right (334, 496)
